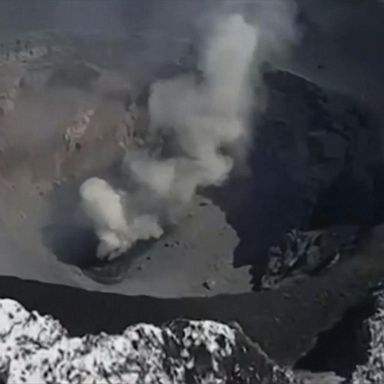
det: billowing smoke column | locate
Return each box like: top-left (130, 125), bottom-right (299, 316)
top-left (80, 178), bottom-right (163, 260)
top-left (80, 13), bottom-right (259, 261)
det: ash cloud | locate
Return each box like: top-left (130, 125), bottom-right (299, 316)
top-left (80, 3), bottom-right (298, 261)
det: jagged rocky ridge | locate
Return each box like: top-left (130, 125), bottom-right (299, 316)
top-left (7, 292), bottom-right (384, 384)
top-left (0, 299), bottom-right (297, 384)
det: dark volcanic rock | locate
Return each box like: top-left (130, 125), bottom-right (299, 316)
top-left (261, 226), bottom-right (359, 290)
top-left (296, 296), bottom-right (375, 379)
top-left (211, 68), bottom-right (379, 285)
top-left (263, 69), bottom-right (378, 231)
top-left (296, 287), bottom-right (384, 383)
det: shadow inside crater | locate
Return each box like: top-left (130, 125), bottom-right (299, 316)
top-left (208, 69), bottom-right (384, 291)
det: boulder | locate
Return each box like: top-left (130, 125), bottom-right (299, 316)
top-left (261, 226), bottom-right (359, 289)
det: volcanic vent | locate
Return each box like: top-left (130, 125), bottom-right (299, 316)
top-left (0, 1), bottom-right (300, 298)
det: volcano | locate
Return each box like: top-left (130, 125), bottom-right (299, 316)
top-left (0, 1), bottom-right (384, 383)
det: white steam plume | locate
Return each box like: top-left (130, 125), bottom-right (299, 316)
top-left (80, 12), bottom-right (276, 260)
top-left (80, 178), bottom-right (163, 260)
top-left (124, 14), bottom-right (258, 204)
